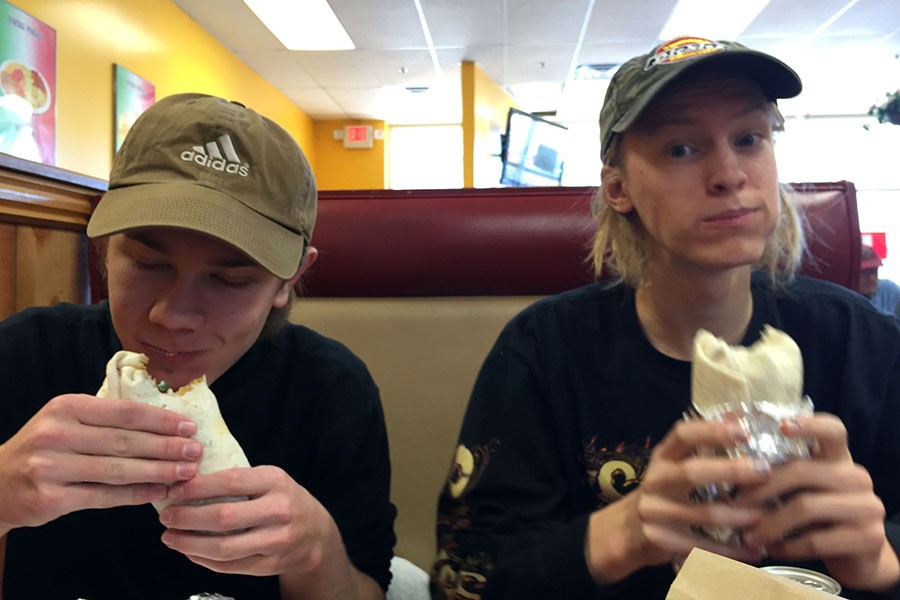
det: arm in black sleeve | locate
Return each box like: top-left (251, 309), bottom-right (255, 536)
top-left (430, 321), bottom-right (605, 600)
top-left (303, 363), bottom-right (397, 591)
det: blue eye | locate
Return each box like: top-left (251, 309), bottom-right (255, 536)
top-left (736, 133), bottom-right (763, 147)
top-left (668, 144), bottom-right (693, 158)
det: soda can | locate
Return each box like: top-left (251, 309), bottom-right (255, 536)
top-left (761, 565), bottom-right (842, 595)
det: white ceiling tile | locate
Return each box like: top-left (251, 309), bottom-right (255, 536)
top-left (174, 0), bottom-right (900, 123)
top-left (421, 0), bottom-right (505, 47)
top-left (281, 88), bottom-right (344, 119)
top-left (236, 50), bottom-right (319, 88)
top-left (329, 0), bottom-right (428, 49)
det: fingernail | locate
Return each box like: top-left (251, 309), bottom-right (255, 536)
top-left (149, 484), bottom-right (167, 501)
top-left (175, 463), bottom-right (197, 479)
top-left (168, 483), bottom-right (184, 499)
top-left (177, 420), bottom-right (197, 436)
top-left (783, 418), bottom-right (802, 432)
top-left (753, 457), bottom-right (772, 473)
top-left (728, 424), bottom-right (749, 440)
top-left (182, 441), bottom-right (202, 460)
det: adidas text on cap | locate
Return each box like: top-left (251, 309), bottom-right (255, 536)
top-left (87, 93), bottom-right (316, 279)
top-left (599, 36), bottom-right (802, 161)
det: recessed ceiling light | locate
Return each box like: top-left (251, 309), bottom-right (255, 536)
top-left (242, 0), bottom-right (355, 51)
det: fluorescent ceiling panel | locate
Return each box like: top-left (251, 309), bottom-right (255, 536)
top-left (242, 0), bottom-right (355, 51)
top-left (659, 0), bottom-right (772, 41)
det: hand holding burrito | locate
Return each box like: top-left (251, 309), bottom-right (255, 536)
top-left (0, 365), bottom-right (201, 533)
top-left (687, 326), bottom-right (812, 546)
top-left (97, 350), bottom-right (250, 512)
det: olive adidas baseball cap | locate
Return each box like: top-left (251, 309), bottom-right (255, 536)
top-left (599, 36), bottom-right (802, 161)
top-left (87, 93), bottom-right (316, 279)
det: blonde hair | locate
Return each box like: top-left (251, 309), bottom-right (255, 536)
top-left (589, 102), bottom-right (805, 287)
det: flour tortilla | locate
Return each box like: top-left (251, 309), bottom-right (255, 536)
top-left (691, 325), bottom-right (806, 418)
top-left (96, 350), bottom-right (250, 511)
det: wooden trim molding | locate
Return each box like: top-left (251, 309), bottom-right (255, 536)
top-left (0, 154), bottom-right (106, 230)
top-left (0, 154), bottom-right (107, 318)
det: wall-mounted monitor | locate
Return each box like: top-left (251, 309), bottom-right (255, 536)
top-left (500, 108), bottom-right (567, 186)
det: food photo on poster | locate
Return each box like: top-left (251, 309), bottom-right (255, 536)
top-left (0, 1), bottom-right (57, 164)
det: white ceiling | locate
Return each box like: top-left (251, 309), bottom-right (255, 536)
top-left (172, 0), bottom-right (900, 125)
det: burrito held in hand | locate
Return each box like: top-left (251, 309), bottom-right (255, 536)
top-left (96, 350), bottom-right (251, 512)
top-left (687, 326), bottom-right (813, 545)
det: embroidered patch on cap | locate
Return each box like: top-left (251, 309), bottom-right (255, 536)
top-left (644, 37), bottom-right (727, 70)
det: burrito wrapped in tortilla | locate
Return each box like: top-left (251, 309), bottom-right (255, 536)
top-left (96, 350), bottom-right (250, 512)
top-left (688, 326), bottom-right (813, 545)
top-left (692, 325), bottom-right (809, 420)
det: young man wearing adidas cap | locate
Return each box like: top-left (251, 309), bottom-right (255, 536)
top-left (431, 38), bottom-right (900, 598)
top-left (0, 94), bottom-right (395, 599)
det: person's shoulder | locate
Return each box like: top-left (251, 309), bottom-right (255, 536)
top-left (878, 277), bottom-right (900, 296)
top-left (496, 280), bottom-right (627, 341)
top-left (755, 272), bottom-right (899, 327)
top-left (0, 301), bottom-right (110, 333)
top-left (518, 280), bottom-right (626, 318)
top-left (263, 322), bottom-right (375, 380)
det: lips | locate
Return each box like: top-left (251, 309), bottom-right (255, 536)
top-left (703, 207), bottom-right (756, 222)
top-left (143, 342), bottom-right (204, 361)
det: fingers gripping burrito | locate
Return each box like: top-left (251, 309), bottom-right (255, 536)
top-left (96, 350), bottom-right (250, 512)
top-left (689, 326), bottom-right (813, 545)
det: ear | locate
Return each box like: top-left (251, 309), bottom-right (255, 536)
top-left (601, 165), bottom-right (633, 214)
top-left (275, 246), bottom-right (319, 307)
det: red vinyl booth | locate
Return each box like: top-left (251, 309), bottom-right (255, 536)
top-left (302, 181), bottom-right (861, 297)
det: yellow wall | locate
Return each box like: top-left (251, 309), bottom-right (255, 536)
top-left (460, 61), bottom-right (519, 188)
top-left (313, 119), bottom-right (387, 190)
top-left (11, 0), bottom-right (315, 180)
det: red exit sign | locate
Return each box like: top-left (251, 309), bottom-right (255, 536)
top-left (343, 125), bottom-right (373, 148)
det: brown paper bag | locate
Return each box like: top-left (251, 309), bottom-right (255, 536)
top-left (666, 548), bottom-right (837, 599)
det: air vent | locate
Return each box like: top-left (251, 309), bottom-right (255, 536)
top-left (573, 63), bottom-right (619, 80)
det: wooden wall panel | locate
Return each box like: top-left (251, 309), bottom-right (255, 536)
top-left (0, 154), bottom-right (105, 315)
top-left (0, 223), bottom-right (15, 320)
top-left (16, 226), bottom-right (86, 310)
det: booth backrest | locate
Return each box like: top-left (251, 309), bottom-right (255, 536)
top-left (302, 181), bottom-right (861, 298)
top-left (293, 181), bottom-right (862, 570)
top-left (301, 187), bottom-right (598, 297)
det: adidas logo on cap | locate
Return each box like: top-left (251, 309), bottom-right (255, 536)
top-left (180, 133), bottom-right (250, 176)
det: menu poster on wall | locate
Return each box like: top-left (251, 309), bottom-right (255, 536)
top-left (113, 64), bottom-right (155, 154)
top-left (0, 1), bottom-right (56, 164)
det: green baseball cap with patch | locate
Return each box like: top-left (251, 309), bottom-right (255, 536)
top-left (87, 93), bottom-right (316, 279)
top-left (599, 36), bottom-right (802, 161)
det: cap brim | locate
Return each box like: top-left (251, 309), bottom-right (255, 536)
top-left (614, 50), bottom-right (802, 136)
top-left (87, 182), bottom-right (305, 279)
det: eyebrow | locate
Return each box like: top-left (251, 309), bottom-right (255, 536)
top-left (643, 101), bottom-right (768, 130)
top-left (125, 232), bottom-right (259, 269)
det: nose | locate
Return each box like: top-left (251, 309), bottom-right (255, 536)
top-left (148, 276), bottom-right (204, 331)
top-left (706, 144), bottom-right (748, 195)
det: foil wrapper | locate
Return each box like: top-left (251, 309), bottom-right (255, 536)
top-left (686, 395), bottom-right (814, 545)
